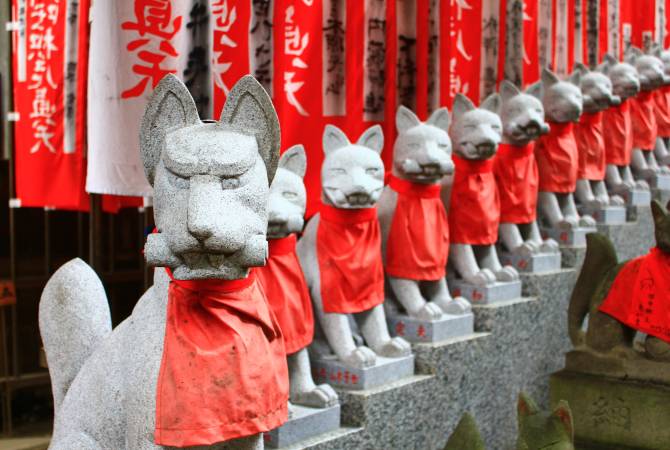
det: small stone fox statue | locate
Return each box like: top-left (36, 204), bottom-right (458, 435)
top-left (528, 68), bottom-right (596, 230)
top-left (446, 93), bottom-right (520, 286)
top-left (568, 200), bottom-right (670, 361)
top-left (652, 43), bottom-right (670, 165)
top-left (256, 145), bottom-right (338, 410)
top-left (378, 105), bottom-right (471, 321)
top-left (443, 394), bottom-right (574, 450)
top-left (297, 124), bottom-right (411, 369)
top-left (495, 80), bottom-right (559, 257)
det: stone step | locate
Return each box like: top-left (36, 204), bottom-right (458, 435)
top-left (280, 426), bottom-right (364, 450)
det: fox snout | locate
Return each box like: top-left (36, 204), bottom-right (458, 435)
top-left (475, 142), bottom-right (496, 158)
top-left (268, 213), bottom-right (304, 236)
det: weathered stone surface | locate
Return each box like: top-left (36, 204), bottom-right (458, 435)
top-left (449, 279), bottom-right (522, 305)
top-left (265, 405), bottom-right (340, 449)
top-left (542, 226), bottom-right (595, 247)
top-left (387, 312), bottom-right (474, 343)
top-left (583, 206), bottom-right (626, 224)
top-left (560, 246), bottom-right (587, 268)
top-left (597, 205), bottom-right (654, 261)
top-left (550, 370), bottom-right (670, 450)
top-left (311, 355), bottom-right (415, 391)
top-left (500, 250), bottom-right (562, 274)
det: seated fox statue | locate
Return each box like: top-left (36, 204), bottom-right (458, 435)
top-left (39, 75), bottom-right (288, 449)
top-left (377, 105), bottom-right (470, 320)
top-left (256, 145), bottom-right (338, 410)
top-left (297, 124), bottom-right (411, 369)
top-left (569, 200), bottom-right (670, 361)
top-left (443, 393), bottom-right (574, 450)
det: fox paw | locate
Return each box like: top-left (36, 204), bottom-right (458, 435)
top-left (540, 239), bottom-right (560, 253)
top-left (434, 296), bottom-right (471, 315)
top-left (291, 384), bottom-right (339, 408)
top-left (342, 346), bottom-right (376, 368)
top-left (609, 195), bottom-right (625, 206)
top-left (377, 337), bottom-right (412, 358)
top-left (410, 302), bottom-right (443, 321)
top-left (579, 215), bottom-right (596, 228)
top-left (496, 266), bottom-right (519, 282)
top-left (558, 217), bottom-right (578, 230)
top-left (465, 269), bottom-right (496, 286)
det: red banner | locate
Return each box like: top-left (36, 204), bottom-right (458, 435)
top-left (274, 0), bottom-right (323, 216)
top-left (598, 0), bottom-right (607, 63)
top-left (211, 0), bottom-right (251, 117)
top-left (12, 0), bottom-right (88, 210)
top-left (523, 0), bottom-right (540, 86)
top-left (449, 0), bottom-right (482, 104)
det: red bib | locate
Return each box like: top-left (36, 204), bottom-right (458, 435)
top-left (655, 86), bottom-right (670, 138)
top-left (449, 156), bottom-right (500, 245)
top-left (630, 90), bottom-right (658, 150)
top-left (599, 248), bottom-right (670, 344)
top-left (493, 142), bottom-right (538, 224)
top-left (575, 111), bottom-right (606, 181)
top-left (603, 100), bottom-right (634, 166)
top-left (155, 270), bottom-right (289, 447)
top-left (384, 175), bottom-right (449, 281)
top-left (535, 121), bottom-right (579, 193)
top-left (317, 204), bottom-right (385, 314)
top-left (256, 235), bottom-right (314, 355)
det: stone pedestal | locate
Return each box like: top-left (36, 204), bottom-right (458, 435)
top-left (648, 173), bottom-right (670, 190)
top-left (311, 355), bottom-right (414, 391)
top-left (615, 186), bottom-right (651, 207)
top-left (387, 312), bottom-right (474, 343)
top-left (500, 251), bottom-right (562, 274)
top-left (264, 404), bottom-right (341, 448)
top-left (581, 206), bottom-right (626, 225)
top-left (449, 279), bottom-right (522, 305)
top-left (550, 370), bottom-right (670, 450)
top-left (541, 226), bottom-right (595, 247)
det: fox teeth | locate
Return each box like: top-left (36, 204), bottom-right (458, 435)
top-left (181, 252), bottom-right (202, 267)
top-left (208, 254), bottom-right (226, 268)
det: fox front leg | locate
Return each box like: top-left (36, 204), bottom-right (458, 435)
top-left (527, 221), bottom-right (560, 253)
top-left (476, 245), bottom-right (519, 282)
top-left (423, 278), bottom-right (471, 315)
top-left (450, 244), bottom-right (496, 286)
top-left (575, 179), bottom-right (600, 208)
top-left (538, 192), bottom-right (572, 229)
top-left (355, 304), bottom-right (411, 358)
top-left (562, 193), bottom-right (596, 227)
top-left (499, 223), bottom-right (537, 256)
top-left (288, 348), bottom-right (338, 408)
top-left (388, 276), bottom-right (443, 320)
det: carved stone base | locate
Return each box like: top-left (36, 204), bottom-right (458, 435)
top-left (387, 312), bottom-right (474, 343)
top-left (648, 173), bottom-right (670, 190)
top-left (500, 251), bottom-right (562, 273)
top-left (541, 226), bottom-right (595, 247)
top-left (550, 370), bottom-right (670, 450)
top-left (264, 404), bottom-right (341, 448)
top-left (581, 206), bottom-right (627, 225)
top-left (311, 354), bottom-right (414, 391)
top-left (616, 187), bottom-right (651, 207)
top-left (449, 279), bottom-right (522, 305)
top-left (564, 348), bottom-right (670, 385)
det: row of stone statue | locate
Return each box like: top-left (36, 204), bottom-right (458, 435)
top-left (37, 43), bottom-right (670, 449)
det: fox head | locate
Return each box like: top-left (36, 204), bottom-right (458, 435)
top-left (572, 63), bottom-right (621, 113)
top-left (516, 393), bottom-right (574, 450)
top-left (528, 68), bottom-right (583, 123)
top-left (393, 106), bottom-right (454, 183)
top-left (267, 145), bottom-right (307, 239)
top-left (141, 75), bottom-right (280, 280)
top-left (652, 200), bottom-right (670, 254)
top-left (499, 80), bottom-right (550, 146)
top-left (321, 124), bottom-right (385, 209)
top-left (450, 93), bottom-right (503, 160)
top-left (625, 47), bottom-right (670, 91)
top-left (598, 54), bottom-right (641, 100)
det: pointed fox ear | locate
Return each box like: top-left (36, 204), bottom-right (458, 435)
top-left (396, 105), bottom-right (421, 133)
top-left (500, 80), bottom-right (521, 103)
top-left (518, 392), bottom-right (540, 419)
top-left (568, 70), bottom-right (582, 86)
top-left (427, 107), bottom-right (450, 132)
top-left (541, 68), bottom-right (560, 89)
top-left (452, 94), bottom-right (476, 119)
top-left (552, 401), bottom-right (574, 442)
top-left (140, 74), bottom-right (200, 186)
top-left (480, 93), bottom-right (502, 115)
top-left (323, 124), bottom-right (350, 155)
top-left (651, 199), bottom-right (668, 228)
top-left (278, 145), bottom-right (307, 178)
top-left (219, 75), bottom-right (281, 185)
top-left (357, 125), bottom-right (384, 154)
top-left (526, 81), bottom-right (543, 99)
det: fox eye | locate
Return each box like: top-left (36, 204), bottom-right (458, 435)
top-left (438, 142), bottom-right (449, 150)
top-left (366, 167), bottom-right (380, 175)
top-left (330, 168), bottom-right (346, 175)
top-left (282, 191), bottom-right (298, 200)
top-left (221, 176), bottom-right (240, 189)
top-left (166, 169), bottom-right (189, 190)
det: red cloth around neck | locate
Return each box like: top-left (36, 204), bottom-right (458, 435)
top-left (575, 111), bottom-right (606, 180)
top-left (449, 156), bottom-right (500, 245)
top-left (155, 269), bottom-right (289, 447)
top-left (493, 142), bottom-right (539, 224)
top-left (603, 100), bottom-right (633, 166)
top-left (630, 91), bottom-right (658, 150)
top-left (599, 247), bottom-right (670, 344)
top-left (655, 86), bottom-right (670, 138)
top-left (256, 234), bottom-right (314, 355)
top-left (535, 121), bottom-right (579, 193)
top-left (385, 175), bottom-right (449, 280)
top-left (317, 204), bottom-right (384, 314)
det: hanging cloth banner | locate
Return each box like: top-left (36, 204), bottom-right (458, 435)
top-left (598, 0), bottom-right (608, 64)
top-left (211, 0), bottom-right (251, 118)
top-left (11, 0), bottom-right (89, 210)
top-left (629, 0), bottom-right (655, 50)
top-left (538, 0), bottom-right (553, 70)
top-left (553, 0), bottom-right (572, 76)
top-left (607, 0), bottom-right (621, 59)
top-left (86, 0), bottom-right (192, 197)
top-left (273, 0), bottom-right (323, 216)
top-left (501, 0), bottom-right (523, 88)
top-left (523, 0), bottom-right (540, 87)
top-left (448, 0), bottom-right (483, 104)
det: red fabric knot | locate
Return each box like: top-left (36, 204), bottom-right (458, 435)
top-left (452, 155), bottom-right (495, 174)
top-left (268, 234), bottom-right (297, 257)
top-left (320, 203), bottom-right (377, 224)
top-left (388, 174), bottom-right (442, 198)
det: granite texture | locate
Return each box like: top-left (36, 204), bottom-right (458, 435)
top-left (598, 205), bottom-right (654, 261)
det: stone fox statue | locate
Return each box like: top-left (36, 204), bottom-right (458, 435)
top-left (297, 124), bottom-right (411, 369)
top-left (256, 145), bottom-right (338, 409)
top-left (568, 200), bottom-right (670, 361)
top-left (377, 105), bottom-right (471, 321)
top-left (39, 75), bottom-right (287, 449)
